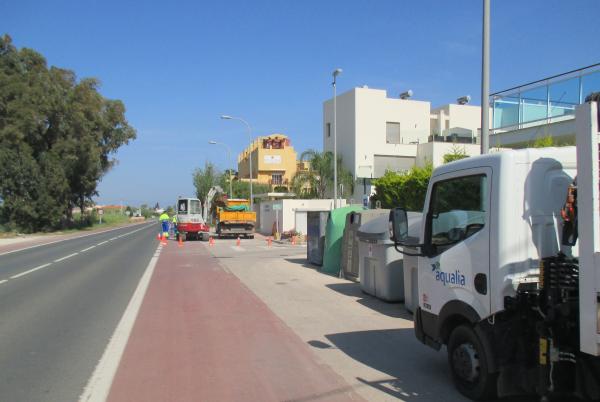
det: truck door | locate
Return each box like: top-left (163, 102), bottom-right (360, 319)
top-left (419, 167), bottom-right (492, 320)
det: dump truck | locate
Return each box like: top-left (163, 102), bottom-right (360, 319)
top-left (390, 99), bottom-right (600, 401)
top-left (216, 198), bottom-right (256, 238)
top-left (176, 197), bottom-right (210, 241)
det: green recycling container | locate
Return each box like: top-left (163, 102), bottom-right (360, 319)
top-left (321, 205), bottom-right (365, 276)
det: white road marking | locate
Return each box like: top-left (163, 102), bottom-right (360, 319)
top-left (54, 253), bottom-right (78, 262)
top-left (0, 279), bottom-right (8, 285)
top-left (80, 245), bottom-right (96, 253)
top-left (97, 241), bottom-right (109, 246)
top-left (10, 263), bottom-right (52, 279)
top-left (79, 244), bottom-right (162, 402)
top-left (0, 222), bottom-right (153, 257)
top-left (109, 237), bottom-right (118, 241)
top-left (230, 246), bottom-right (246, 252)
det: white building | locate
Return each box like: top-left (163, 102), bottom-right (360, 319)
top-left (323, 86), bottom-right (482, 203)
top-left (257, 199), bottom-right (346, 235)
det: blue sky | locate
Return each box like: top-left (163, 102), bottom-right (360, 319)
top-left (3, 0), bottom-right (600, 208)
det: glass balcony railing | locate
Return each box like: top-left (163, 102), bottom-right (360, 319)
top-left (491, 63), bottom-right (600, 131)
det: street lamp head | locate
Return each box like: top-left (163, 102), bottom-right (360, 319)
top-left (333, 68), bottom-right (343, 77)
top-left (208, 140), bottom-right (217, 144)
top-left (220, 115), bottom-right (233, 120)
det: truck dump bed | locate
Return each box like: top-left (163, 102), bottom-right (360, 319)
top-left (217, 199), bottom-right (256, 237)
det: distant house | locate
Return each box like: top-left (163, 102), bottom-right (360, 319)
top-left (237, 134), bottom-right (302, 192)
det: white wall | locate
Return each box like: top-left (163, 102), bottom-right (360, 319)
top-left (324, 87), bottom-right (430, 178)
top-left (257, 199), bottom-right (346, 235)
top-left (415, 142), bottom-right (481, 168)
top-left (430, 104), bottom-right (487, 138)
top-left (323, 90), bottom-right (356, 179)
top-left (324, 87), bottom-right (431, 203)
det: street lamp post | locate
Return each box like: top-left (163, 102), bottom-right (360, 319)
top-left (332, 68), bottom-right (342, 209)
top-left (209, 140), bottom-right (233, 199)
top-left (481, 0), bottom-right (490, 154)
top-left (220, 115), bottom-right (254, 210)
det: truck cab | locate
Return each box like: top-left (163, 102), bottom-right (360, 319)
top-left (412, 147), bottom-right (576, 347)
top-left (391, 101), bottom-right (600, 401)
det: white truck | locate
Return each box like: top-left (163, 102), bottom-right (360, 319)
top-left (391, 99), bottom-right (600, 401)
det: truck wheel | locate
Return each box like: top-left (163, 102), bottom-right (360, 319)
top-left (249, 235), bottom-right (254, 239)
top-left (447, 324), bottom-right (497, 401)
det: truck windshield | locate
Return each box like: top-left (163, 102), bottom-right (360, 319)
top-left (189, 199), bottom-right (201, 214)
top-left (177, 199), bottom-right (188, 214)
top-left (429, 174), bottom-right (487, 250)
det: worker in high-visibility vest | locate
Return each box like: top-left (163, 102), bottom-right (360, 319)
top-left (171, 214), bottom-right (178, 237)
top-left (159, 212), bottom-right (170, 238)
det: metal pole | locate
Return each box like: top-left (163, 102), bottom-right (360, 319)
top-left (243, 121), bottom-right (253, 211)
top-left (222, 116), bottom-right (253, 209)
top-left (332, 72), bottom-right (339, 208)
top-left (227, 147), bottom-right (233, 200)
top-left (481, 0), bottom-right (490, 154)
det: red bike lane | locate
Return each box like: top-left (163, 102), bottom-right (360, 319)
top-left (107, 240), bottom-right (363, 402)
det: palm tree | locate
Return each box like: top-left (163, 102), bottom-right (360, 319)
top-left (292, 150), bottom-right (353, 199)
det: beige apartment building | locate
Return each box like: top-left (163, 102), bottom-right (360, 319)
top-left (237, 134), bottom-right (299, 191)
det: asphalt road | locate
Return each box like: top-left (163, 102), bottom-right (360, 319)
top-left (0, 222), bottom-right (159, 402)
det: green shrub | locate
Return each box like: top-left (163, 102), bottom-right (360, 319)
top-left (371, 164), bottom-right (433, 211)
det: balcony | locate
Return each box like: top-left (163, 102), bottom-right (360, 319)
top-left (269, 178), bottom-right (289, 191)
top-left (491, 63), bottom-right (600, 133)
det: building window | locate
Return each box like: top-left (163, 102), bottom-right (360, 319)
top-left (271, 173), bottom-right (283, 185)
top-left (326, 122), bottom-right (331, 137)
top-left (386, 122), bottom-right (401, 144)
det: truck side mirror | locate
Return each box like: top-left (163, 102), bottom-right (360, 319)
top-left (390, 208), bottom-right (409, 242)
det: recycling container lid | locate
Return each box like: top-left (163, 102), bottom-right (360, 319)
top-left (357, 211), bottom-right (422, 242)
top-left (357, 214), bottom-right (390, 242)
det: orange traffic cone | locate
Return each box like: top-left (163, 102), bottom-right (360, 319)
top-left (157, 233), bottom-right (161, 241)
top-left (291, 235), bottom-right (296, 245)
top-left (178, 236), bottom-right (183, 247)
top-left (236, 236), bottom-right (241, 247)
top-left (267, 236), bottom-right (272, 247)
top-left (161, 234), bottom-right (167, 245)
top-left (209, 237), bottom-right (214, 247)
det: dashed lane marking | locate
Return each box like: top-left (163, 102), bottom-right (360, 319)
top-left (0, 222), bottom-right (153, 257)
top-left (54, 253), bottom-right (78, 263)
top-left (0, 225), bottom-right (154, 284)
top-left (10, 263), bottom-right (52, 279)
top-left (97, 241), bottom-right (109, 246)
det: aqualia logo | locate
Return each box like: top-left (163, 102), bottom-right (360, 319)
top-left (431, 261), bottom-right (466, 287)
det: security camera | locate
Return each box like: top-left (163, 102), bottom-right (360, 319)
top-left (457, 95), bottom-right (471, 105)
top-left (399, 90), bottom-right (413, 100)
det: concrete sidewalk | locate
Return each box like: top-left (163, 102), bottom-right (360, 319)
top-left (107, 238), bottom-right (363, 402)
top-left (205, 236), bottom-right (469, 402)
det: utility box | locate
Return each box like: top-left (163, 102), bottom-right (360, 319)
top-left (306, 210), bottom-right (329, 266)
top-left (341, 209), bottom-right (389, 281)
top-left (357, 212), bottom-right (422, 302)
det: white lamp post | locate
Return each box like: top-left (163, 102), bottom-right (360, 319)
top-left (209, 140), bottom-right (233, 199)
top-left (220, 115), bottom-right (254, 210)
top-left (332, 68), bottom-right (342, 208)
